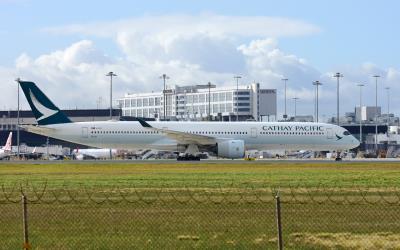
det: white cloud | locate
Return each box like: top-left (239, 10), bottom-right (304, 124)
top-left (1, 14), bottom-right (399, 120)
top-left (43, 14), bottom-right (320, 74)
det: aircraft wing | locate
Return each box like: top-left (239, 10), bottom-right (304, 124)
top-left (137, 119), bottom-right (216, 145)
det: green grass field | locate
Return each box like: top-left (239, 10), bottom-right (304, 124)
top-left (1, 161), bottom-right (400, 188)
top-left (1, 161), bottom-right (400, 249)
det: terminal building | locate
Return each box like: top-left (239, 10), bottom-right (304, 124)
top-left (117, 83), bottom-right (277, 121)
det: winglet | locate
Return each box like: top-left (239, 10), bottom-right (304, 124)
top-left (137, 118), bottom-right (152, 128)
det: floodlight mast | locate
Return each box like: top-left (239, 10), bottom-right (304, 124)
top-left (312, 81), bottom-right (322, 122)
top-left (357, 84), bottom-right (364, 143)
top-left (160, 74), bottom-right (170, 120)
top-left (372, 75), bottom-right (380, 152)
top-left (106, 72), bottom-right (117, 120)
top-left (333, 72), bottom-right (343, 126)
top-left (281, 78), bottom-right (288, 120)
top-left (234, 76), bottom-right (242, 121)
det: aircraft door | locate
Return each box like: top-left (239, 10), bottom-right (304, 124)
top-left (82, 127), bottom-right (88, 138)
top-left (251, 127), bottom-right (257, 138)
top-left (326, 128), bottom-right (333, 139)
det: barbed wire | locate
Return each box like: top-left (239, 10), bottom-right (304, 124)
top-left (1, 181), bottom-right (400, 205)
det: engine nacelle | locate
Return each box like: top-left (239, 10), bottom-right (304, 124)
top-left (217, 140), bottom-right (245, 159)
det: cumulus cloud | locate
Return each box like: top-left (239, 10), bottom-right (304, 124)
top-left (43, 14), bottom-right (320, 74)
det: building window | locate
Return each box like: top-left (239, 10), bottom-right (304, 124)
top-left (219, 103), bottom-right (225, 112)
top-left (238, 97), bottom-right (250, 100)
top-left (226, 92), bottom-right (233, 101)
top-left (155, 97), bottom-right (160, 106)
top-left (213, 104), bottom-right (218, 113)
top-left (219, 93), bottom-right (225, 101)
top-left (199, 105), bottom-right (205, 114)
top-left (212, 93), bottom-right (218, 102)
top-left (199, 94), bottom-right (206, 103)
top-left (131, 99), bottom-right (136, 107)
top-left (193, 95), bottom-right (199, 103)
top-left (149, 98), bottom-right (155, 106)
top-left (137, 99), bottom-right (143, 107)
top-left (238, 108), bottom-right (250, 112)
top-left (143, 109), bottom-right (149, 117)
top-left (124, 99), bottom-right (131, 108)
top-left (143, 98), bottom-right (149, 107)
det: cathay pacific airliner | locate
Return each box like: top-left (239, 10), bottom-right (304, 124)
top-left (18, 81), bottom-right (359, 159)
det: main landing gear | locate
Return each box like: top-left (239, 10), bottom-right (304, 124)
top-left (177, 144), bottom-right (201, 161)
top-left (177, 154), bottom-right (201, 161)
top-left (335, 151), bottom-right (342, 161)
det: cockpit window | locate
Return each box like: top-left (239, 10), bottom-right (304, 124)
top-left (343, 131), bottom-right (351, 136)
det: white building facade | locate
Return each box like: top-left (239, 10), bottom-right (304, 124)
top-left (118, 83), bottom-right (276, 121)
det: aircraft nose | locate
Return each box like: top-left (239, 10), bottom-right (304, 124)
top-left (351, 136), bottom-right (360, 148)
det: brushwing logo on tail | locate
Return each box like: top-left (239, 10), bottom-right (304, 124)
top-left (29, 89), bottom-right (58, 121)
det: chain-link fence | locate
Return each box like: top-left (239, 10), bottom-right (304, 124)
top-left (1, 183), bottom-right (400, 249)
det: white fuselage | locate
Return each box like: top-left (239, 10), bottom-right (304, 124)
top-left (72, 148), bottom-right (117, 160)
top-left (32, 121), bottom-right (360, 152)
top-left (0, 149), bottom-right (10, 159)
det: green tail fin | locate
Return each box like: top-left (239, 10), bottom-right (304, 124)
top-left (19, 81), bottom-right (72, 125)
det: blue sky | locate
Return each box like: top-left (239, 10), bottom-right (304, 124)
top-left (0, 0), bottom-right (399, 118)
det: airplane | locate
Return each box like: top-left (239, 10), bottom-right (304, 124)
top-left (72, 148), bottom-right (117, 160)
top-left (18, 80), bottom-right (359, 160)
top-left (0, 132), bottom-right (13, 160)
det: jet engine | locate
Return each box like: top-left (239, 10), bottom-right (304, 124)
top-left (217, 140), bottom-right (245, 159)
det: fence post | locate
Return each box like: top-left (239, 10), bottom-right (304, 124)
top-left (275, 193), bottom-right (283, 250)
top-left (22, 195), bottom-right (31, 250)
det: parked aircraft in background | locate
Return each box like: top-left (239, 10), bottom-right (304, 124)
top-left (72, 148), bottom-right (117, 160)
top-left (19, 81), bottom-right (359, 160)
top-left (0, 132), bottom-right (12, 159)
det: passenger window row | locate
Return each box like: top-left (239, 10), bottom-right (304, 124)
top-left (90, 130), bottom-right (248, 135)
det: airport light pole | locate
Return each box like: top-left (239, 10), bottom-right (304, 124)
top-left (357, 84), bottom-right (364, 143)
top-left (281, 78), bottom-right (288, 120)
top-left (293, 97), bottom-right (299, 119)
top-left (106, 72), bottom-right (117, 120)
top-left (160, 74), bottom-right (170, 120)
top-left (15, 78), bottom-right (21, 159)
top-left (234, 76), bottom-right (242, 121)
top-left (385, 87), bottom-right (390, 126)
top-left (106, 72), bottom-right (116, 160)
top-left (333, 73), bottom-right (343, 126)
top-left (372, 75), bottom-right (380, 151)
top-left (312, 81), bottom-right (322, 123)
top-left (208, 82), bottom-right (212, 121)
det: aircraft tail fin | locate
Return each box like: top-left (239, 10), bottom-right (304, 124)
top-left (18, 81), bottom-right (72, 125)
top-left (3, 132), bottom-right (12, 151)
